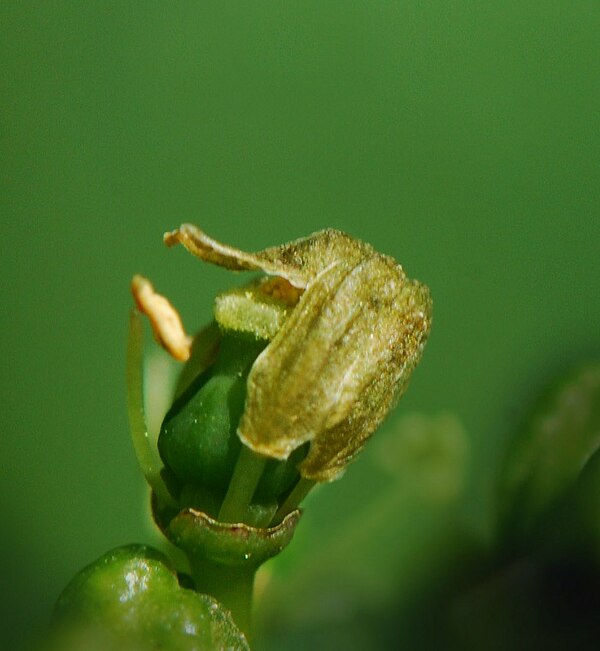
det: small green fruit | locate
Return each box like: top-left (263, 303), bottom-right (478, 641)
top-left (53, 545), bottom-right (249, 651)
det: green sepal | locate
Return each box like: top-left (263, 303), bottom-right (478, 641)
top-left (52, 544), bottom-right (249, 651)
top-left (162, 508), bottom-right (302, 569)
top-left (152, 502), bottom-right (302, 637)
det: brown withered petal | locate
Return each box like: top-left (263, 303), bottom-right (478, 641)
top-left (165, 224), bottom-right (432, 482)
top-left (164, 224), bottom-right (371, 288)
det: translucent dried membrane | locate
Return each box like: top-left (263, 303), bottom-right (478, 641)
top-left (166, 224), bottom-right (432, 482)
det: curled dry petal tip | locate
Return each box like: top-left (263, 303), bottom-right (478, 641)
top-left (165, 224), bottom-right (432, 482)
top-left (131, 274), bottom-right (192, 362)
top-left (164, 223), bottom-right (371, 289)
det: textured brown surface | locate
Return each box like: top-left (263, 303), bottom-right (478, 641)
top-left (167, 224), bottom-right (432, 481)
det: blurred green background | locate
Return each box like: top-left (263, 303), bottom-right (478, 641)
top-left (2, 2), bottom-right (599, 649)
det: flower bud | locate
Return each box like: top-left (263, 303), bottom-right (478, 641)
top-left (164, 224), bottom-right (432, 482)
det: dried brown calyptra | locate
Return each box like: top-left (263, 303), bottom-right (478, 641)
top-left (163, 224), bottom-right (432, 482)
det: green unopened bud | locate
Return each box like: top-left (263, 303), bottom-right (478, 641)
top-left (165, 224), bottom-right (432, 482)
top-left (158, 331), bottom-right (267, 494)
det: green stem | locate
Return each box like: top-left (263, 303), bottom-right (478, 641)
top-left (271, 477), bottom-right (316, 525)
top-left (218, 445), bottom-right (267, 523)
top-left (189, 557), bottom-right (256, 642)
top-left (126, 309), bottom-right (176, 509)
top-left (164, 506), bottom-right (302, 644)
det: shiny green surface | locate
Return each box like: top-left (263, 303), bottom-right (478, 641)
top-left (2, 2), bottom-right (599, 649)
top-left (159, 333), bottom-right (264, 493)
top-left (52, 544), bottom-right (249, 650)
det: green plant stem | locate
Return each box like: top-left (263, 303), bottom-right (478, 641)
top-left (189, 557), bottom-right (256, 642)
top-left (126, 309), bottom-right (176, 509)
top-left (218, 445), bottom-right (267, 523)
top-left (271, 477), bottom-right (316, 525)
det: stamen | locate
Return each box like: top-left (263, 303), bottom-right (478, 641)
top-left (131, 275), bottom-right (192, 362)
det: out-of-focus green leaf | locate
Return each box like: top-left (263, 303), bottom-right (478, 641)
top-left (256, 412), bottom-right (471, 650)
top-left (374, 412), bottom-right (468, 504)
top-left (581, 447), bottom-right (600, 561)
top-left (449, 556), bottom-right (600, 651)
top-left (498, 361), bottom-right (600, 540)
top-left (565, 446), bottom-right (600, 564)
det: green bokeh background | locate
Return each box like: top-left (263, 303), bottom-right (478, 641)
top-left (2, 2), bottom-right (599, 649)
